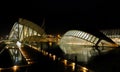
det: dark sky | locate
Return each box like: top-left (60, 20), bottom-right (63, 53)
top-left (0, 0), bottom-right (120, 35)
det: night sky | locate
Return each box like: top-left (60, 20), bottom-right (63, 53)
top-left (0, 0), bottom-right (120, 35)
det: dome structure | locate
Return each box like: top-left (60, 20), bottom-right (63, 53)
top-left (59, 30), bottom-right (118, 63)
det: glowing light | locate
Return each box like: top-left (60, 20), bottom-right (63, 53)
top-left (49, 53), bottom-right (52, 57)
top-left (28, 61), bottom-right (33, 64)
top-left (45, 52), bottom-right (48, 55)
top-left (80, 67), bottom-right (88, 72)
top-left (52, 55), bottom-right (56, 61)
top-left (0, 68), bottom-right (2, 71)
top-left (49, 42), bottom-right (52, 46)
top-left (13, 65), bottom-right (18, 71)
top-left (16, 41), bottom-right (21, 48)
top-left (63, 59), bottom-right (67, 66)
top-left (70, 62), bottom-right (75, 71)
top-left (57, 34), bottom-right (61, 38)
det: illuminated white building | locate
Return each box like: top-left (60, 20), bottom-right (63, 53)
top-left (8, 18), bottom-right (46, 43)
top-left (101, 29), bottom-right (120, 45)
top-left (59, 30), bottom-right (118, 63)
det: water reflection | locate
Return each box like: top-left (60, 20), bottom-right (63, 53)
top-left (13, 65), bottom-right (19, 72)
top-left (62, 46), bottom-right (114, 65)
top-left (0, 65), bottom-right (29, 72)
top-left (0, 41), bottom-right (119, 72)
top-left (6, 43), bottom-right (28, 65)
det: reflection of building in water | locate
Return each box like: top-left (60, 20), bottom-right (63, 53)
top-left (59, 30), bottom-right (117, 63)
top-left (100, 29), bottom-right (120, 45)
top-left (5, 43), bottom-right (27, 65)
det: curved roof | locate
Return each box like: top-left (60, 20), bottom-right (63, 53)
top-left (101, 29), bottom-right (120, 37)
top-left (59, 30), bottom-right (117, 46)
top-left (18, 18), bottom-right (45, 35)
top-left (8, 18), bottom-right (46, 42)
top-left (69, 26), bottom-right (116, 44)
top-left (64, 30), bottom-right (99, 44)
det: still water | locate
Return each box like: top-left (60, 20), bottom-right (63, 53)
top-left (0, 42), bottom-right (120, 72)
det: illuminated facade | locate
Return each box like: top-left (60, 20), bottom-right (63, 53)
top-left (8, 18), bottom-right (45, 43)
top-left (59, 30), bottom-right (117, 49)
top-left (101, 29), bottom-right (120, 45)
top-left (59, 30), bottom-right (118, 63)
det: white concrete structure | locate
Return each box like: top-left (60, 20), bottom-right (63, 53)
top-left (59, 30), bottom-right (118, 63)
top-left (8, 18), bottom-right (45, 43)
top-left (101, 29), bottom-right (120, 45)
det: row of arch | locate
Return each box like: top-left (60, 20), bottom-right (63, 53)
top-left (101, 29), bottom-right (120, 45)
top-left (60, 30), bottom-right (118, 47)
top-left (8, 18), bottom-right (119, 47)
top-left (8, 18), bottom-right (45, 42)
top-left (64, 30), bottom-right (99, 45)
top-left (101, 29), bottom-right (120, 38)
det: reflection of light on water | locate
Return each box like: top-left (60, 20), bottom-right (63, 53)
top-left (49, 42), bottom-right (52, 46)
top-left (0, 68), bottom-right (2, 71)
top-left (80, 67), bottom-right (88, 72)
top-left (28, 61), bottom-right (33, 64)
top-left (70, 62), bottom-right (75, 71)
top-left (25, 58), bottom-right (34, 64)
top-left (42, 50), bottom-right (45, 55)
top-left (13, 65), bottom-right (19, 72)
top-left (52, 55), bottom-right (56, 61)
top-left (45, 52), bottom-right (48, 55)
top-left (49, 53), bottom-right (52, 57)
top-left (63, 59), bottom-right (67, 66)
top-left (66, 62), bottom-right (76, 71)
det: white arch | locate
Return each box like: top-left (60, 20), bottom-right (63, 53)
top-left (101, 29), bottom-right (120, 45)
top-left (59, 30), bottom-right (118, 63)
top-left (8, 18), bottom-right (45, 42)
top-left (62, 30), bottom-right (99, 45)
top-left (59, 30), bottom-right (118, 54)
